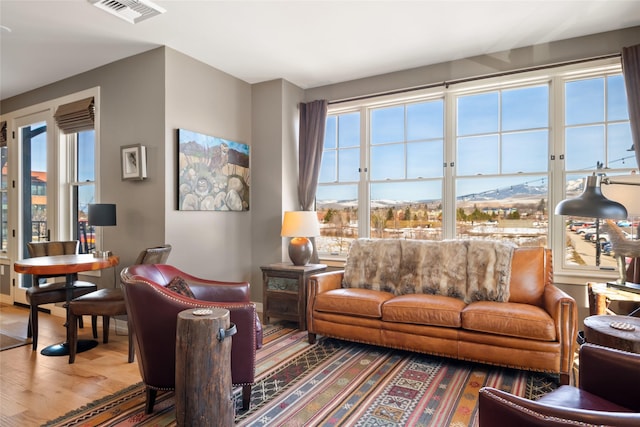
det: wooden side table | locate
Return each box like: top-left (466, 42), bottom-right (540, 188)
top-left (261, 263), bottom-right (326, 330)
top-left (587, 282), bottom-right (640, 316)
top-left (583, 315), bottom-right (640, 354)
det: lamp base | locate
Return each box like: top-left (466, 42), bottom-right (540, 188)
top-left (607, 281), bottom-right (640, 295)
top-left (288, 237), bottom-right (313, 266)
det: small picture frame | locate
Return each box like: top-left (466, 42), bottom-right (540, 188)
top-left (121, 144), bottom-right (147, 180)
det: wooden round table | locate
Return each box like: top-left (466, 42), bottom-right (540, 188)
top-left (583, 315), bottom-right (640, 354)
top-left (14, 254), bottom-right (119, 356)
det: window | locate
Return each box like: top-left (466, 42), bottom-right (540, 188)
top-left (316, 60), bottom-right (634, 279)
top-left (369, 100), bottom-right (445, 241)
top-left (561, 73), bottom-right (633, 270)
top-left (455, 84), bottom-right (549, 247)
top-left (69, 130), bottom-right (96, 254)
top-left (317, 112), bottom-right (361, 255)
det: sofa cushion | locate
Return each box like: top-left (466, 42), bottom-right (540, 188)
top-left (382, 294), bottom-right (466, 328)
top-left (461, 301), bottom-right (556, 341)
top-left (508, 247), bottom-right (547, 306)
top-left (314, 288), bottom-right (394, 318)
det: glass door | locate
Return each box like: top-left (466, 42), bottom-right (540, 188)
top-left (14, 111), bottom-right (55, 303)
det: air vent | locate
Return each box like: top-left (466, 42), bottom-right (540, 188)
top-left (89, 0), bottom-right (166, 24)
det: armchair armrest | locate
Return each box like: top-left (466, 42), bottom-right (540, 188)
top-left (188, 280), bottom-right (251, 303)
top-left (542, 284), bottom-right (578, 384)
top-left (580, 343), bottom-right (640, 411)
top-left (479, 387), bottom-right (640, 427)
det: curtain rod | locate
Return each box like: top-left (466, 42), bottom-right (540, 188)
top-left (328, 53), bottom-right (622, 105)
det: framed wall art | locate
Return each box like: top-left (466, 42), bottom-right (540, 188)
top-left (177, 129), bottom-right (250, 211)
top-left (121, 144), bottom-right (147, 180)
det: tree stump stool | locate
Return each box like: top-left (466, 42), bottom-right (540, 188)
top-left (175, 308), bottom-right (237, 427)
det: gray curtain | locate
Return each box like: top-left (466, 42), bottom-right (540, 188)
top-left (298, 99), bottom-right (328, 263)
top-left (622, 45), bottom-right (640, 169)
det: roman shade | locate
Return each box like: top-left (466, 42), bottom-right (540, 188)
top-left (53, 97), bottom-right (95, 134)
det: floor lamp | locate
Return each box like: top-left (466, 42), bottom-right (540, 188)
top-left (555, 174), bottom-right (627, 267)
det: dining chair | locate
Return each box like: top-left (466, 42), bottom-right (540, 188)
top-left (66, 244), bottom-right (171, 363)
top-left (68, 288), bottom-right (133, 364)
top-left (133, 244), bottom-right (172, 264)
top-left (25, 240), bottom-right (97, 351)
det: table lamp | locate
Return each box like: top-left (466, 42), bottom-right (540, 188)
top-left (555, 174), bottom-right (628, 267)
top-left (88, 203), bottom-right (116, 258)
top-left (281, 211), bottom-right (320, 266)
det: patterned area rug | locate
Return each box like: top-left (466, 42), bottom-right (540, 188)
top-left (44, 325), bottom-right (557, 426)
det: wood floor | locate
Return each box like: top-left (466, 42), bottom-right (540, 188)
top-left (0, 303), bottom-right (141, 426)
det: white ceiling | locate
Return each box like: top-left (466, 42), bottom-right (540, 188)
top-left (1, 0), bottom-right (640, 101)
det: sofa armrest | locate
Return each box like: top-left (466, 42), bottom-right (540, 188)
top-left (479, 387), bottom-right (640, 427)
top-left (580, 343), bottom-right (640, 411)
top-left (306, 270), bottom-right (344, 336)
top-left (309, 270), bottom-right (344, 294)
top-left (542, 284), bottom-right (578, 383)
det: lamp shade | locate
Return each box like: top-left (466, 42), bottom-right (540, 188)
top-left (601, 174), bottom-right (640, 217)
top-left (555, 175), bottom-right (627, 220)
top-left (281, 211), bottom-right (320, 237)
top-left (88, 203), bottom-right (117, 226)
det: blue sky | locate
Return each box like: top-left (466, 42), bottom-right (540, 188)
top-left (318, 74), bottom-right (633, 203)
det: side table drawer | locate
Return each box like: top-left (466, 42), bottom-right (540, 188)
top-left (265, 293), bottom-right (298, 317)
top-left (267, 276), bottom-right (299, 292)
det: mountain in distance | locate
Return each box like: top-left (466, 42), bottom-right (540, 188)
top-left (319, 183), bottom-right (548, 210)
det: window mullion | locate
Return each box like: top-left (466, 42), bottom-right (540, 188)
top-left (443, 90), bottom-right (456, 239)
top-left (359, 106), bottom-right (370, 239)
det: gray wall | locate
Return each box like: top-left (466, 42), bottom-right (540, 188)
top-left (164, 47), bottom-right (254, 287)
top-left (250, 79), bottom-right (304, 301)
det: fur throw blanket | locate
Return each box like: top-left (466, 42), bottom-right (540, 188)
top-left (343, 239), bottom-right (515, 303)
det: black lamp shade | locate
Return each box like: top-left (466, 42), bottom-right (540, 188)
top-left (88, 204), bottom-right (117, 226)
top-left (555, 175), bottom-right (628, 220)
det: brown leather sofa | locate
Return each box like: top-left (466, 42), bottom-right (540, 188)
top-left (479, 343), bottom-right (640, 426)
top-left (121, 264), bottom-right (263, 412)
top-left (307, 240), bottom-right (578, 385)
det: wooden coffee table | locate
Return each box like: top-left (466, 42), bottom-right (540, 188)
top-left (583, 315), bottom-right (640, 354)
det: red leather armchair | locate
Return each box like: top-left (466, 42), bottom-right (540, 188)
top-left (479, 343), bottom-right (640, 427)
top-left (121, 264), bottom-right (263, 413)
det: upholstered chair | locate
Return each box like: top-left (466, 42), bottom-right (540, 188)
top-left (121, 264), bottom-right (263, 413)
top-left (25, 240), bottom-right (97, 351)
top-left (479, 343), bottom-right (640, 426)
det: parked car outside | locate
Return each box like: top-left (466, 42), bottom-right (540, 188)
top-left (591, 230), bottom-right (632, 243)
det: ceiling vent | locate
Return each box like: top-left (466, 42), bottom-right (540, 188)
top-left (89, 0), bottom-right (166, 24)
